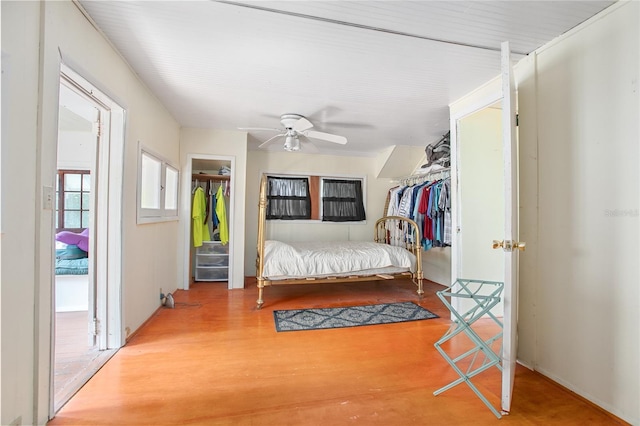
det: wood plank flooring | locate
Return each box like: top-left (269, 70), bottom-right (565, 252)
top-left (48, 279), bottom-right (625, 425)
top-left (54, 311), bottom-right (115, 412)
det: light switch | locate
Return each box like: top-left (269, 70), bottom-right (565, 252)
top-left (43, 185), bottom-right (54, 210)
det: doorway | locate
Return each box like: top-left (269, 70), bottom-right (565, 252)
top-left (52, 66), bottom-right (125, 413)
top-left (455, 102), bottom-right (505, 316)
top-left (182, 155), bottom-right (235, 290)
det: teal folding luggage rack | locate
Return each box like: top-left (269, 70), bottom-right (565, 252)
top-left (433, 278), bottom-right (504, 418)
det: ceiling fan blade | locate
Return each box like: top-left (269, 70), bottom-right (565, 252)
top-left (239, 127), bottom-right (282, 132)
top-left (258, 133), bottom-right (285, 148)
top-left (298, 136), bottom-right (319, 153)
top-left (301, 130), bottom-right (347, 145)
top-left (293, 117), bottom-right (313, 132)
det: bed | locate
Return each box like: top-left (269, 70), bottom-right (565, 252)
top-left (255, 175), bottom-right (424, 309)
top-left (54, 241), bottom-right (89, 312)
top-left (55, 257), bottom-right (89, 275)
top-left (55, 233), bottom-right (89, 276)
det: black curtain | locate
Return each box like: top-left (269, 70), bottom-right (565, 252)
top-left (322, 179), bottom-right (366, 222)
top-left (266, 176), bottom-right (311, 220)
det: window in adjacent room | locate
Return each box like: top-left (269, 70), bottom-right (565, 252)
top-left (137, 145), bottom-right (179, 223)
top-left (56, 169), bottom-right (91, 232)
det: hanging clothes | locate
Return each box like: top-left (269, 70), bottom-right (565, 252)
top-left (210, 184), bottom-right (219, 228)
top-left (215, 185), bottom-right (229, 245)
top-left (386, 174), bottom-right (451, 251)
top-left (440, 179), bottom-right (452, 245)
top-left (192, 186), bottom-right (211, 247)
top-left (385, 186), bottom-right (407, 246)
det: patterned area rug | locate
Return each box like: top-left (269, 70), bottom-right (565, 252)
top-left (273, 301), bottom-right (438, 332)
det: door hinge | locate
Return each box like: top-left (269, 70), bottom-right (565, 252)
top-left (91, 318), bottom-right (100, 336)
top-left (516, 114), bottom-right (519, 126)
top-left (93, 121), bottom-right (102, 138)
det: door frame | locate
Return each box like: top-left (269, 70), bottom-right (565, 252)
top-left (181, 153), bottom-right (236, 290)
top-left (59, 64), bottom-right (124, 350)
top-left (450, 85), bottom-right (503, 287)
top-left (50, 64), bottom-right (125, 416)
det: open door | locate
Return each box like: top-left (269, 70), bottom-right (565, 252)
top-left (449, 41), bottom-right (522, 417)
top-left (499, 41), bottom-right (522, 414)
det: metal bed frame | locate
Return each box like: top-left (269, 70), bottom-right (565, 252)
top-left (255, 174), bottom-right (424, 309)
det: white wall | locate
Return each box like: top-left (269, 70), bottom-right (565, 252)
top-left (179, 128), bottom-right (247, 289)
top-left (458, 107), bottom-right (504, 282)
top-left (515, 2), bottom-right (639, 423)
top-left (1, 2), bottom-right (41, 423)
top-left (457, 106), bottom-right (505, 315)
top-left (1, 1), bottom-right (181, 423)
top-left (57, 131), bottom-right (94, 170)
top-left (420, 247), bottom-right (450, 286)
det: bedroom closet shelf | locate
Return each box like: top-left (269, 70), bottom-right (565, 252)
top-left (192, 173), bottom-right (230, 181)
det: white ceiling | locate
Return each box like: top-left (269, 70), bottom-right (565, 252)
top-left (78, 0), bottom-right (614, 157)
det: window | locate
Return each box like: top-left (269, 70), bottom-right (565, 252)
top-left (137, 146), bottom-right (179, 223)
top-left (266, 176), bottom-right (311, 220)
top-left (56, 170), bottom-right (91, 232)
top-left (266, 174), bottom-right (366, 222)
top-left (321, 178), bottom-right (366, 222)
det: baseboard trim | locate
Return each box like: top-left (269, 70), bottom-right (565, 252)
top-left (244, 276), bottom-right (256, 289)
top-left (531, 368), bottom-right (632, 425)
top-left (125, 305), bottom-right (164, 343)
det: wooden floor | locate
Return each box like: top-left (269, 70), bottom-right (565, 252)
top-left (54, 311), bottom-right (116, 412)
top-left (49, 279), bottom-right (625, 425)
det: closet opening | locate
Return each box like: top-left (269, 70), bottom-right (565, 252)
top-left (182, 155), bottom-right (235, 289)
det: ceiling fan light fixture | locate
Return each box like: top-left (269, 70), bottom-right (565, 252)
top-left (249, 113), bottom-right (347, 151)
top-left (284, 135), bottom-right (300, 151)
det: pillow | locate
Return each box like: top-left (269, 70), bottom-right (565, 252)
top-left (56, 244), bottom-right (88, 260)
top-left (56, 229), bottom-right (89, 252)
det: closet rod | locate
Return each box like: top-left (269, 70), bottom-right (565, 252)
top-left (393, 167), bottom-right (450, 186)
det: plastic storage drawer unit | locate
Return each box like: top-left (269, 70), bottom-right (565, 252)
top-left (195, 267), bottom-right (228, 281)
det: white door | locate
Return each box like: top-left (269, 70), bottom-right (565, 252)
top-left (451, 41), bottom-right (521, 416)
top-left (499, 41), bottom-right (520, 415)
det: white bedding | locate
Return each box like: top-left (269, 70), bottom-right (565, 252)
top-left (262, 240), bottom-right (416, 280)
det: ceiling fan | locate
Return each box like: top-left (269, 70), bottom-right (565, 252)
top-left (241, 113), bottom-right (347, 152)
